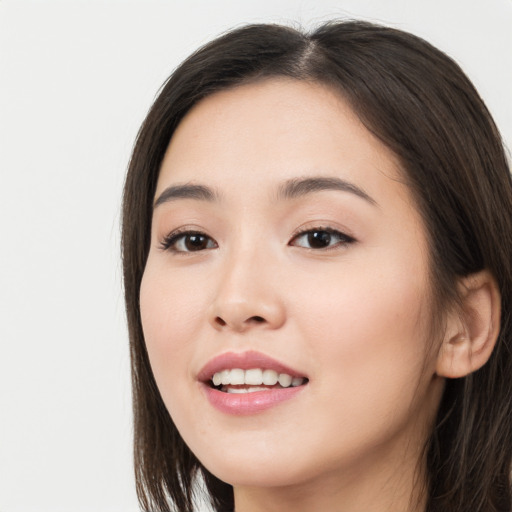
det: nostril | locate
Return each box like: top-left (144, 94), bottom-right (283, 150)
top-left (215, 317), bottom-right (227, 326)
top-left (212, 315), bottom-right (267, 329)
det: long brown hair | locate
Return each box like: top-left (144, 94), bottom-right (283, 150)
top-left (122, 21), bottom-right (512, 512)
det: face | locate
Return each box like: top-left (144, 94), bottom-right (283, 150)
top-left (140, 79), bottom-right (444, 491)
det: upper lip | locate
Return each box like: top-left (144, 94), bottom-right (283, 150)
top-left (197, 350), bottom-right (307, 382)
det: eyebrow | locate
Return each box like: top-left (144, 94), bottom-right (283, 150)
top-left (153, 176), bottom-right (377, 209)
top-left (277, 176), bottom-right (377, 206)
top-left (153, 183), bottom-right (220, 208)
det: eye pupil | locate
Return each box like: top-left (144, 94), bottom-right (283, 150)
top-left (185, 234), bottom-right (208, 251)
top-left (308, 231), bottom-right (331, 248)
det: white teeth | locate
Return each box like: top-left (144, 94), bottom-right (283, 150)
top-left (291, 377), bottom-right (304, 387)
top-left (211, 368), bottom-right (304, 388)
top-left (230, 368), bottom-right (245, 385)
top-left (262, 369), bottom-right (278, 385)
top-left (245, 368), bottom-right (263, 385)
top-left (226, 386), bottom-right (268, 394)
top-left (278, 373), bottom-right (292, 387)
top-left (220, 369), bottom-right (230, 385)
top-left (226, 387), bottom-right (247, 394)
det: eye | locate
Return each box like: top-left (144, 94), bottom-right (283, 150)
top-left (289, 227), bottom-right (355, 250)
top-left (160, 230), bottom-right (217, 253)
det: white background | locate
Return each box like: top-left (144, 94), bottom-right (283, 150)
top-left (0, 1), bottom-right (511, 511)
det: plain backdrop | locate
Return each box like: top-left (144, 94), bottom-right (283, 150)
top-left (0, 1), bottom-right (511, 511)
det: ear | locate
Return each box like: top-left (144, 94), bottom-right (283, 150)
top-left (436, 270), bottom-right (501, 378)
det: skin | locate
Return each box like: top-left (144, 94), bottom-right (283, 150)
top-left (140, 78), bottom-right (458, 511)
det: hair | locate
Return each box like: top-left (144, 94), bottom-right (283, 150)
top-left (121, 20), bottom-right (512, 512)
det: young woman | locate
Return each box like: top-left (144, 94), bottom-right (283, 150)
top-left (121, 21), bottom-right (512, 512)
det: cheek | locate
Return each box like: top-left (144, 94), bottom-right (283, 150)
top-left (140, 255), bottom-right (210, 334)
top-left (139, 261), bottom-right (206, 400)
top-left (292, 252), bottom-right (433, 411)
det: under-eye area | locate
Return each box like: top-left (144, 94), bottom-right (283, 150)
top-left (209, 368), bottom-right (309, 393)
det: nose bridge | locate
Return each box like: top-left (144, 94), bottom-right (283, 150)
top-left (209, 234), bottom-right (285, 331)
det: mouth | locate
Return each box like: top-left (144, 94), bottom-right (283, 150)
top-left (208, 368), bottom-right (309, 393)
top-left (198, 351), bottom-right (309, 414)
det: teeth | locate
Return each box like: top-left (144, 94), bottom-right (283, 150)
top-left (226, 387), bottom-right (248, 394)
top-left (230, 368), bottom-right (245, 385)
top-left (291, 377), bottom-right (304, 387)
top-left (245, 368), bottom-right (263, 385)
top-left (262, 369), bottom-right (278, 385)
top-left (211, 368), bottom-right (304, 388)
top-left (226, 386), bottom-right (268, 394)
top-left (212, 372), bottom-right (222, 386)
top-left (278, 373), bottom-right (292, 387)
top-left (220, 369), bottom-right (230, 385)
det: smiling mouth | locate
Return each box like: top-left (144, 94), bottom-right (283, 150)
top-left (209, 368), bottom-right (309, 393)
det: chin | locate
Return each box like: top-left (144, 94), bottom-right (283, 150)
top-left (202, 457), bottom-right (311, 488)
top-left (190, 434), bottom-right (332, 489)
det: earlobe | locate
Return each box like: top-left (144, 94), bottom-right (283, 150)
top-left (436, 270), bottom-right (501, 378)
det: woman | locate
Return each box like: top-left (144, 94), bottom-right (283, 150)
top-left (122, 21), bottom-right (512, 512)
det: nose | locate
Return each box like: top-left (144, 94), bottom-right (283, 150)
top-left (208, 249), bottom-right (286, 333)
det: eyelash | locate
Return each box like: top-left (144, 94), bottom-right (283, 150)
top-left (159, 229), bottom-right (217, 253)
top-left (159, 226), bottom-right (356, 253)
top-left (289, 226), bottom-right (356, 251)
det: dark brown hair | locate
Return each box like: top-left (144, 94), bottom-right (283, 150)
top-left (122, 20), bottom-right (512, 512)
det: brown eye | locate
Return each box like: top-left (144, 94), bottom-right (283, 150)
top-left (307, 231), bottom-right (332, 248)
top-left (161, 231), bottom-right (217, 252)
top-left (290, 228), bottom-right (355, 250)
top-left (183, 234), bottom-right (211, 251)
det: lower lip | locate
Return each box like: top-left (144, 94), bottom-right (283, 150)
top-left (201, 383), bottom-right (306, 415)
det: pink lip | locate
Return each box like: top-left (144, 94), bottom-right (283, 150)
top-left (198, 351), bottom-right (308, 415)
top-left (202, 385), bottom-right (305, 415)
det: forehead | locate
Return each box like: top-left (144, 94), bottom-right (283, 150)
top-left (156, 78), bottom-right (412, 212)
